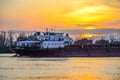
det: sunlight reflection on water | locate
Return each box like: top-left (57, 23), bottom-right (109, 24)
top-left (0, 54), bottom-right (120, 80)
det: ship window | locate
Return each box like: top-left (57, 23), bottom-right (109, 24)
top-left (22, 43), bottom-right (25, 47)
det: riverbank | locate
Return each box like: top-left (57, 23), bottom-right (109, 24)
top-left (0, 47), bottom-right (12, 53)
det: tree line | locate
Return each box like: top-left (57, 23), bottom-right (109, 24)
top-left (0, 31), bottom-right (120, 47)
top-left (0, 31), bottom-right (35, 47)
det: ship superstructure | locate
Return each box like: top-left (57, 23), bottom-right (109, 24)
top-left (15, 30), bottom-right (72, 50)
top-left (12, 31), bottom-right (73, 55)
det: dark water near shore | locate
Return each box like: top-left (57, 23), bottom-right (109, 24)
top-left (0, 54), bottom-right (120, 80)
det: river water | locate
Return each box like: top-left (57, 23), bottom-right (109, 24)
top-left (0, 54), bottom-right (120, 80)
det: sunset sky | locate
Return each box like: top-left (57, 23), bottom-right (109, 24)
top-left (0, 0), bottom-right (120, 32)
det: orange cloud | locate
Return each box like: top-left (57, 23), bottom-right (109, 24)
top-left (0, 0), bottom-right (120, 31)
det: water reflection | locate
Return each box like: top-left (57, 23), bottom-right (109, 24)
top-left (17, 57), bottom-right (68, 61)
top-left (0, 54), bottom-right (120, 80)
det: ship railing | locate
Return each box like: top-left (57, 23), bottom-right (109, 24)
top-left (15, 46), bottom-right (41, 50)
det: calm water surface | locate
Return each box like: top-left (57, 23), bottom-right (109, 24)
top-left (0, 54), bottom-right (120, 80)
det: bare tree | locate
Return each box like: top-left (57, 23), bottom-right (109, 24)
top-left (17, 32), bottom-right (28, 41)
top-left (0, 31), bottom-right (6, 47)
top-left (8, 31), bottom-right (14, 47)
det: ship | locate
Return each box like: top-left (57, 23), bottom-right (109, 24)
top-left (11, 30), bottom-right (120, 57)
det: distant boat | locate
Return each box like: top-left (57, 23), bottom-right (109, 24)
top-left (11, 30), bottom-right (120, 57)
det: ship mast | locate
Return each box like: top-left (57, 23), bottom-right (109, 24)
top-left (46, 28), bottom-right (48, 32)
top-left (54, 26), bottom-right (56, 33)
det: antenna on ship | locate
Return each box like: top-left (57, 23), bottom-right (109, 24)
top-left (46, 28), bottom-right (48, 32)
top-left (54, 25), bottom-right (56, 32)
top-left (51, 28), bottom-right (54, 32)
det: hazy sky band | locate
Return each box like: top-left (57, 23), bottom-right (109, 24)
top-left (0, 0), bottom-right (120, 31)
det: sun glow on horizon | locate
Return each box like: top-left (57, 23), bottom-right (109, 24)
top-left (75, 33), bottom-right (104, 39)
top-left (82, 33), bottom-right (93, 38)
top-left (83, 27), bottom-right (97, 30)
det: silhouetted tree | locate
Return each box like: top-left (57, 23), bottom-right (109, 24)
top-left (95, 39), bottom-right (109, 45)
top-left (0, 31), bottom-right (6, 47)
top-left (17, 32), bottom-right (28, 41)
top-left (7, 31), bottom-right (14, 47)
top-left (74, 38), bottom-right (92, 45)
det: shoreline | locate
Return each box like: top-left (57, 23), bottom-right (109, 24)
top-left (0, 47), bottom-right (13, 53)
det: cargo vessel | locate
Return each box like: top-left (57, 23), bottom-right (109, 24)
top-left (11, 30), bottom-right (120, 57)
